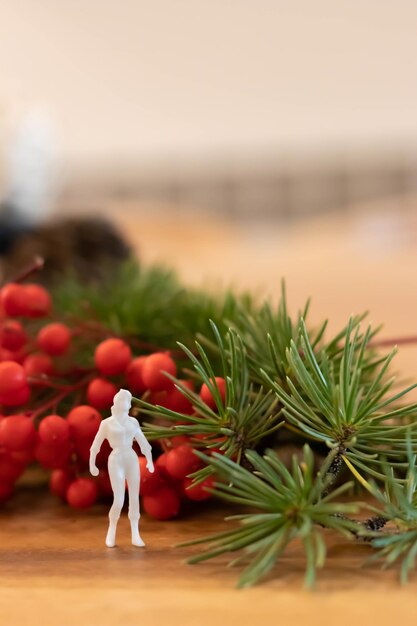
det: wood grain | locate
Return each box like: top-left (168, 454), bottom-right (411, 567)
top-left (2, 488), bottom-right (417, 626)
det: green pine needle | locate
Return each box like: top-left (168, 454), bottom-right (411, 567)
top-left (261, 317), bottom-right (417, 480)
top-left (366, 436), bottom-right (417, 583)
top-left (138, 322), bottom-right (283, 477)
top-left (178, 445), bottom-right (361, 588)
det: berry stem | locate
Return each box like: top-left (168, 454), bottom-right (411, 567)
top-left (69, 318), bottom-right (186, 358)
top-left (370, 335), bottom-right (417, 348)
top-left (27, 377), bottom-right (91, 391)
top-left (8, 256), bottom-right (45, 284)
top-left (30, 375), bottom-right (94, 420)
top-left (30, 390), bottom-right (70, 420)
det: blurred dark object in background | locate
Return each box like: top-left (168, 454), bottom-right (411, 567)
top-left (0, 212), bottom-right (132, 285)
top-left (0, 109), bottom-right (133, 285)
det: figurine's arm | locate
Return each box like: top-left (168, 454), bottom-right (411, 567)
top-left (89, 421), bottom-right (107, 477)
top-left (134, 423), bottom-right (154, 473)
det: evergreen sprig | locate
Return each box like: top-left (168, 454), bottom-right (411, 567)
top-left (179, 446), bottom-right (360, 588)
top-left (261, 318), bottom-right (417, 481)
top-left (226, 282), bottom-right (314, 383)
top-left (54, 262), bottom-right (254, 354)
top-left (138, 322), bottom-right (283, 476)
top-left (227, 283), bottom-right (377, 386)
top-left (365, 438), bottom-right (417, 582)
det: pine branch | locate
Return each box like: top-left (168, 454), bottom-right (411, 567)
top-left (178, 445), bottom-right (362, 588)
top-left (53, 261), bottom-right (255, 355)
top-left (364, 436), bottom-right (417, 582)
top-left (226, 281), bottom-right (314, 384)
top-left (261, 318), bottom-right (417, 481)
top-left (137, 322), bottom-right (283, 478)
top-left (227, 281), bottom-right (380, 387)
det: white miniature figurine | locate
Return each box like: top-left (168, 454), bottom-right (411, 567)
top-left (89, 388), bottom-right (154, 548)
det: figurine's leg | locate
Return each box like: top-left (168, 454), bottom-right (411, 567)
top-left (106, 454), bottom-right (125, 548)
top-left (125, 451), bottom-right (144, 547)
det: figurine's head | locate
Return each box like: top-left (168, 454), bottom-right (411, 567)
top-left (111, 388), bottom-right (132, 419)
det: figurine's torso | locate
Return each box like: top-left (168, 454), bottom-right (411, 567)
top-left (103, 415), bottom-right (138, 451)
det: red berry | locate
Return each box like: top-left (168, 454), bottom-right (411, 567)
top-left (0, 347), bottom-right (25, 363)
top-left (138, 456), bottom-right (164, 496)
top-left (35, 439), bottom-right (72, 470)
top-left (165, 444), bottom-right (202, 480)
top-left (0, 361), bottom-right (27, 395)
top-left (182, 475), bottom-right (214, 501)
top-left (152, 380), bottom-right (194, 414)
top-left (74, 440), bottom-right (92, 466)
top-left (126, 356), bottom-right (148, 394)
top-left (200, 377), bottom-right (226, 410)
top-left (67, 405), bottom-right (101, 443)
top-left (0, 320), bottom-right (27, 351)
top-left (23, 353), bottom-right (54, 378)
top-left (37, 323), bottom-right (71, 356)
top-left (66, 477), bottom-right (98, 509)
top-left (49, 468), bottom-right (74, 499)
top-left (97, 470), bottom-right (113, 498)
top-left (142, 352), bottom-right (177, 392)
top-left (87, 377), bottom-right (117, 410)
top-left (0, 414), bottom-right (36, 451)
top-left (170, 435), bottom-right (190, 448)
top-left (0, 283), bottom-right (26, 317)
top-left (73, 437), bottom-right (109, 469)
top-left (142, 485), bottom-right (180, 520)
top-left (94, 338), bottom-right (132, 376)
top-left (21, 284), bottom-right (52, 318)
top-left (0, 481), bottom-right (14, 503)
top-left (0, 451), bottom-right (25, 482)
top-left (10, 447), bottom-right (35, 465)
top-left (38, 414), bottom-right (70, 446)
top-left (155, 451), bottom-right (170, 477)
top-left (0, 383), bottom-right (31, 407)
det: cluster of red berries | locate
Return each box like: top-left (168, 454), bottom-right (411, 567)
top-left (138, 439), bottom-right (215, 520)
top-left (0, 277), bottom-right (226, 518)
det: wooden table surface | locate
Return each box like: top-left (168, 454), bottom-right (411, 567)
top-left (3, 198), bottom-right (417, 625)
top-left (2, 488), bottom-right (417, 626)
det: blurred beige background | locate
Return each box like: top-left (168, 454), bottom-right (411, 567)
top-left (1, 0), bottom-right (417, 370)
top-left (1, 1), bottom-right (417, 198)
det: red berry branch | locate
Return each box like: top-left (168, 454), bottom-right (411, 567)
top-left (0, 269), bottom-right (220, 519)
